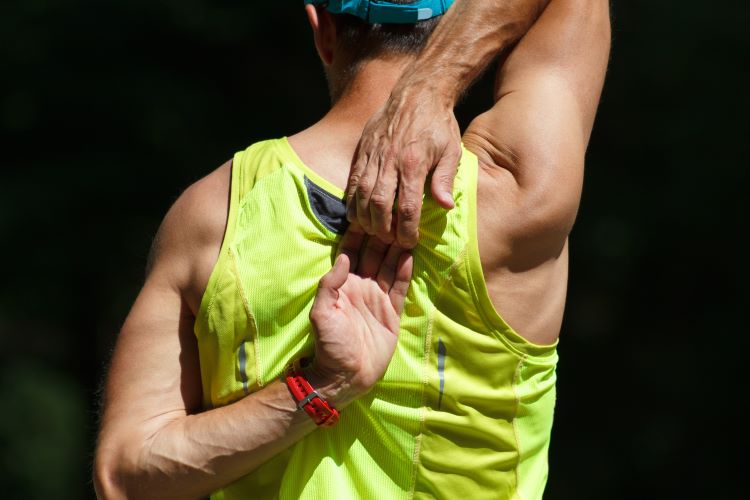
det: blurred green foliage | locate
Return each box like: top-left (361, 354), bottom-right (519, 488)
top-left (0, 0), bottom-right (748, 498)
top-left (0, 361), bottom-right (86, 499)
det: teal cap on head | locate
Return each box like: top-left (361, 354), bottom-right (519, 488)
top-left (304, 0), bottom-right (454, 24)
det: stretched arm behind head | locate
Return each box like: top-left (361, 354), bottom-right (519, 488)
top-left (346, 0), bottom-right (552, 247)
top-left (464, 0), bottom-right (611, 237)
top-left (464, 0), bottom-right (610, 345)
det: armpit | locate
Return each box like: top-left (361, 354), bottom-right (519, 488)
top-left (463, 118), bottom-right (523, 181)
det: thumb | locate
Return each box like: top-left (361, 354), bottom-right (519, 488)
top-left (316, 254), bottom-right (350, 305)
top-left (430, 149), bottom-right (460, 209)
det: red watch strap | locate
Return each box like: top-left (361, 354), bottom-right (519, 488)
top-left (285, 363), bottom-right (340, 427)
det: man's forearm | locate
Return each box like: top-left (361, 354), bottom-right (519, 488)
top-left (96, 374), bottom-right (342, 500)
top-left (345, 0), bottom-right (551, 244)
top-left (396, 0), bottom-right (550, 104)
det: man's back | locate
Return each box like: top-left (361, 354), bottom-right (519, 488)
top-left (193, 138), bottom-right (557, 498)
top-left (94, 1), bottom-right (610, 498)
top-left (186, 0), bottom-right (609, 491)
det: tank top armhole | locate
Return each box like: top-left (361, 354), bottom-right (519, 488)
top-left (195, 150), bottom-right (243, 335)
top-left (461, 148), bottom-right (558, 361)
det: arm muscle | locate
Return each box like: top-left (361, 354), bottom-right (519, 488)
top-left (94, 162), bottom-right (318, 499)
top-left (464, 0), bottom-right (611, 236)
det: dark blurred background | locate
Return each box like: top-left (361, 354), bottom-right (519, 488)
top-left (1, 0), bottom-right (748, 498)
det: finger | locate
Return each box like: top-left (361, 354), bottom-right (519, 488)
top-left (316, 254), bottom-right (350, 307)
top-left (369, 154), bottom-right (398, 244)
top-left (354, 151), bottom-right (381, 234)
top-left (430, 147), bottom-right (461, 209)
top-left (357, 235), bottom-right (390, 279)
top-left (395, 169), bottom-right (427, 249)
top-left (346, 144), bottom-right (369, 223)
top-left (388, 252), bottom-right (414, 316)
top-left (336, 222), bottom-right (365, 271)
top-left (376, 243), bottom-right (405, 293)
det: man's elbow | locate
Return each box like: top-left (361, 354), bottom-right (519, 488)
top-left (94, 435), bottom-right (148, 500)
top-left (93, 447), bottom-right (129, 500)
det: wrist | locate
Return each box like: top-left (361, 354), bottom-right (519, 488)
top-left (303, 364), bottom-right (360, 409)
top-left (391, 70), bottom-right (457, 110)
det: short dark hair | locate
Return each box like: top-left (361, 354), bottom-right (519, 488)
top-left (325, 1), bottom-right (441, 99)
top-left (332, 6), bottom-right (441, 62)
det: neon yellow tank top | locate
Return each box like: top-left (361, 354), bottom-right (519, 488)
top-left (195, 138), bottom-right (558, 499)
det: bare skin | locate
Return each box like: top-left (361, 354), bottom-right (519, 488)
top-left (346, 0), bottom-right (552, 247)
top-left (299, 0), bottom-right (610, 344)
top-left (95, 0), bottom-right (610, 498)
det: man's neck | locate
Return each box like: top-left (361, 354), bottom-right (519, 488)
top-left (287, 57), bottom-right (412, 191)
top-left (325, 58), bottom-right (411, 130)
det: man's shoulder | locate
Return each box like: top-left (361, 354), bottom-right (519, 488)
top-left (170, 160), bottom-right (232, 251)
top-left (146, 160), bottom-right (232, 312)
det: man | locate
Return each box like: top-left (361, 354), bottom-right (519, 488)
top-left (94, 0), bottom-right (610, 498)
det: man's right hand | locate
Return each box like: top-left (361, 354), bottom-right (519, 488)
top-left (308, 232), bottom-right (413, 408)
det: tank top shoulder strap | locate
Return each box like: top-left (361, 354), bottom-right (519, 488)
top-left (195, 140), bottom-right (286, 331)
top-left (459, 144), bottom-right (559, 360)
top-left (454, 144), bottom-right (479, 250)
top-left (231, 139), bottom-right (288, 200)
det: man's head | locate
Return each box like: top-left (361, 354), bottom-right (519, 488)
top-left (305, 1), bottom-right (446, 101)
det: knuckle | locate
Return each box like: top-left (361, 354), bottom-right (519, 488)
top-left (383, 147), bottom-right (398, 166)
top-left (346, 193), bottom-right (357, 209)
top-left (437, 172), bottom-right (454, 186)
top-left (356, 179), bottom-right (372, 197)
top-left (370, 193), bottom-right (391, 211)
top-left (400, 149), bottom-right (423, 171)
top-left (376, 230), bottom-right (395, 245)
top-left (398, 232), bottom-right (419, 249)
top-left (398, 201), bottom-right (419, 221)
top-left (309, 306), bottom-right (323, 323)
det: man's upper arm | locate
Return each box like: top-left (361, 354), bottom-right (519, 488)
top-left (464, 0), bottom-right (611, 234)
top-left (97, 162), bottom-right (230, 470)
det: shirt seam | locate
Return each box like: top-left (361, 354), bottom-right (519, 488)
top-left (406, 246), bottom-right (468, 499)
top-left (230, 248), bottom-right (262, 389)
top-left (512, 356), bottom-right (527, 500)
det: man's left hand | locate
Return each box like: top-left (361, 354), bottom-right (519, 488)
top-left (345, 85), bottom-right (462, 248)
